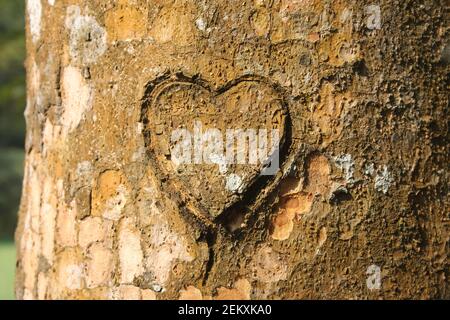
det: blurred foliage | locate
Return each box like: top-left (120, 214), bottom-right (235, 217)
top-left (0, 242), bottom-right (16, 299)
top-left (0, 0), bottom-right (26, 148)
top-left (0, 149), bottom-right (24, 240)
top-left (0, 0), bottom-right (26, 241)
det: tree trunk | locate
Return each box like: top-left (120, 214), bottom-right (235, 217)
top-left (16, 0), bottom-right (448, 300)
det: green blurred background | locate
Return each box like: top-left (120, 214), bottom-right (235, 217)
top-left (0, 0), bottom-right (26, 300)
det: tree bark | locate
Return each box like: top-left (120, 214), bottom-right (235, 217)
top-left (16, 0), bottom-right (448, 299)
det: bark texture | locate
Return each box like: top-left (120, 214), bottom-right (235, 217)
top-left (16, 0), bottom-right (448, 299)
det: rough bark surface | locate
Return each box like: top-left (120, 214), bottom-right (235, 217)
top-left (16, 0), bottom-right (448, 299)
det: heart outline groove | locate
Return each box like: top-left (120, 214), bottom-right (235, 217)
top-left (141, 73), bottom-right (292, 226)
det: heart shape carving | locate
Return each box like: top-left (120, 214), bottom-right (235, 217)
top-left (142, 74), bottom-right (289, 222)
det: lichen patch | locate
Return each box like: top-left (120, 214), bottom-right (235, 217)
top-left (375, 166), bottom-right (394, 194)
top-left (65, 5), bottom-right (107, 65)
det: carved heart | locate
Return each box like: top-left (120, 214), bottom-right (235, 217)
top-left (142, 75), bottom-right (288, 222)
